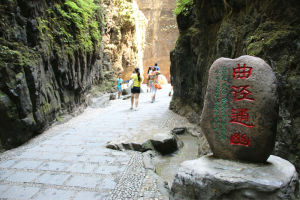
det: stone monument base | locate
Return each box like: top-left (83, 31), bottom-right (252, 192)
top-left (171, 155), bottom-right (299, 200)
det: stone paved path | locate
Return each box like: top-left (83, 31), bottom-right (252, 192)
top-left (0, 85), bottom-right (191, 200)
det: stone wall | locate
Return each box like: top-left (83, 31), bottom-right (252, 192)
top-left (170, 0), bottom-right (300, 171)
top-left (136, 0), bottom-right (178, 81)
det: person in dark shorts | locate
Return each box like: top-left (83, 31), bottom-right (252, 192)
top-left (130, 68), bottom-right (144, 110)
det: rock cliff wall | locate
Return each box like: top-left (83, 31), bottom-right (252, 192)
top-left (136, 0), bottom-right (178, 80)
top-left (170, 0), bottom-right (300, 171)
top-left (102, 0), bottom-right (147, 81)
top-left (0, 0), bottom-right (140, 150)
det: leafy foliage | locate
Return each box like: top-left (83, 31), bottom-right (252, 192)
top-left (174, 0), bottom-right (193, 16)
top-left (0, 39), bottom-right (38, 67)
top-left (37, 0), bottom-right (102, 53)
top-left (114, 0), bottom-right (135, 29)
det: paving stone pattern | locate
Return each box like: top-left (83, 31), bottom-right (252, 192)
top-left (0, 85), bottom-right (186, 200)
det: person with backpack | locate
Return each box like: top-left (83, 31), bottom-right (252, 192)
top-left (130, 68), bottom-right (144, 110)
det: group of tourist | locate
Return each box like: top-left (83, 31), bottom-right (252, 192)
top-left (116, 62), bottom-right (162, 111)
top-left (147, 62), bottom-right (160, 103)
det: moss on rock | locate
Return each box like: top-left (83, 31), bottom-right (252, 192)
top-left (171, 0), bottom-right (300, 171)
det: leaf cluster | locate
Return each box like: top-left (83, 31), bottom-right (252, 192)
top-left (37, 0), bottom-right (103, 53)
top-left (174, 0), bottom-right (193, 16)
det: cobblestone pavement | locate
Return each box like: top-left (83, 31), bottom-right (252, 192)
top-left (0, 85), bottom-right (191, 200)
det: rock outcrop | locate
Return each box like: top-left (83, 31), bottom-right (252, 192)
top-left (0, 0), bottom-right (141, 150)
top-left (106, 128), bottom-right (180, 155)
top-left (136, 0), bottom-right (178, 81)
top-left (102, 0), bottom-right (147, 81)
top-left (171, 155), bottom-right (299, 200)
top-left (170, 0), bottom-right (300, 171)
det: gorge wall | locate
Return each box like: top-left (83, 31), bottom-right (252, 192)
top-left (170, 0), bottom-right (300, 171)
top-left (102, 0), bottom-right (147, 81)
top-left (136, 0), bottom-right (178, 81)
top-left (0, 0), bottom-right (142, 150)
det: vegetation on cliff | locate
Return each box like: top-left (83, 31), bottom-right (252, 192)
top-left (0, 0), bottom-right (105, 149)
top-left (37, 0), bottom-right (102, 54)
top-left (174, 0), bottom-right (193, 16)
top-left (0, 0), bottom-right (141, 150)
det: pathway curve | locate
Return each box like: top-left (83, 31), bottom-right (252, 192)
top-left (0, 85), bottom-right (192, 200)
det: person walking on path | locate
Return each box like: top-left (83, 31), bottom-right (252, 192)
top-left (146, 66), bottom-right (152, 93)
top-left (169, 75), bottom-right (173, 96)
top-left (117, 73), bottom-right (123, 99)
top-left (130, 68), bottom-right (144, 110)
top-left (154, 62), bottom-right (160, 72)
top-left (149, 67), bottom-right (159, 103)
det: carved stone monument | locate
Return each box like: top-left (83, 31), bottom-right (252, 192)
top-left (171, 56), bottom-right (299, 200)
top-left (200, 55), bottom-right (278, 162)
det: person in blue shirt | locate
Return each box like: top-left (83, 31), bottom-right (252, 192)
top-left (117, 73), bottom-right (123, 99)
top-left (154, 62), bottom-right (160, 71)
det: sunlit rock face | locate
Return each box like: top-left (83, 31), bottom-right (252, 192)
top-left (136, 0), bottom-right (178, 81)
top-left (102, 0), bottom-right (147, 81)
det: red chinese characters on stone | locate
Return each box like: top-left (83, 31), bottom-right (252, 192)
top-left (230, 108), bottom-right (255, 128)
top-left (232, 85), bottom-right (254, 102)
top-left (233, 64), bottom-right (253, 79)
top-left (230, 132), bottom-right (250, 147)
top-left (229, 64), bottom-right (255, 147)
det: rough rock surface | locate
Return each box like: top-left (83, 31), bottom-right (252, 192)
top-left (172, 127), bottom-right (187, 135)
top-left (106, 128), bottom-right (180, 155)
top-left (170, 0), bottom-right (300, 171)
top-left (0, 0), bottom-right (141, 150)
top-left (200, 56), bottom-right (278, 162)
top-left (109, 93), bottom-right (116, 100)
top-left (102, 0), bottom-right (147, 80)
top-left (0, 0), bottom-right (105, 150)
top-left (171, 155), bottom-right (299, 200)
top-left (136, 0), bottom-right (178, 81)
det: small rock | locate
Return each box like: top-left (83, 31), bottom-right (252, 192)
top-left (109, 94), bottom-right (116, 100)
top-left (122, 88), bottom-right (131, 95)
top-left (122, 95), bottom-right (131, 100)
top-left (171, 127), bottom-right (186, 135)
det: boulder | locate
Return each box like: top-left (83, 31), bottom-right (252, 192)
top-left (171, 127), bottom-right (186, 135)
top-left (171, 155), bottom-right (299, 200)
top-left (109, 93), bottom-right (116, 100)
top-left (122, 88), bottom-right (131, 95)
top-left (88, 94), bottom-right (111, 108)
top-left (200, 55), bottom-right (278, 163)
top-left (106, 128), bottom-right (180, 155)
